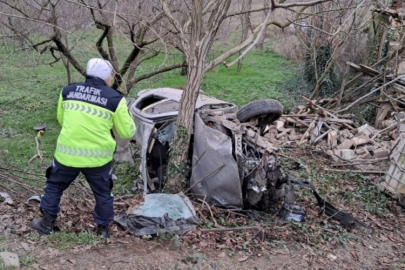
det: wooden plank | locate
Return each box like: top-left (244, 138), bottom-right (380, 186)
top-left (358, 64), bottom-right (381, 76)
top-left (347, 62), bottom-right (381, 77)
top-left (326, 169), bottom-right (385, 174)
top-left (326, 118), bottom-right (354, 124)
top-left (340, 46), bottom-right (405, 91)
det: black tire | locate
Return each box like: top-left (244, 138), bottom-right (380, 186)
top-left (236, 99), bottom-right (283, 125)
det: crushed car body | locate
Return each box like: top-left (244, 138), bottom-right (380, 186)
top-left (129, 88), bottom-right (294, 210)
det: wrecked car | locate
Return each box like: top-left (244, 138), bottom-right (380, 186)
top-left (129, 88), bottom-right (294, 210)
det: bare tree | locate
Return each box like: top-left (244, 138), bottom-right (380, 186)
top-left (237, 0), bottom-right (252, 72)
top-left (0, 0), bottom-right (184, 95)
top-left (255, 0), bottom-right (270, 50)
top-left (1, 0), bottom-right (354, 193)
top-left (161, 0), bottom-right (333, 192)
top-left (301, 0), bottom-right (371, 99)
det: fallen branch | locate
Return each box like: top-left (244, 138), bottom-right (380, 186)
top-left (285, 117), bottom-right (310, 128)
top-left (313, 129), bottom-right (331, 144)
top-left (185, 163), bottom-right (225, 193)
top-left (335, 46), bottom-right (405, 94)
top-left (299, 116), bottom-right (318, 145)
top-left (325, 168), bottom-right (385, 174)
top-left (0, 183), bottom-right (18, 195)
top-left (372, 118), bottom-right (405, 137)
top-left (331, 158), bottom-right (389, 166)
top-left (29, 136), bottom-right (43, 165)
top-left (201, 226), bottom-right (258, 233)
top-left (0, 173), bottom-right (40, 193)
top-left (335, 75), bottom-right (405, 114)
top-left (0, 166), bottom-right (43, 178)
top-left (302, 96), bottom-right (337, 118)
top-left (197, 198), bottom-right (220, 228)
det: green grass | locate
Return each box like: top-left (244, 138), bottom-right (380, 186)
top-left (0, 235), bottom-right (15, 243)
top-left (113, 161), bottom-right (140, 194)
top-left (46, 231), bottom-right (103, 250)
top-left (0, 49), bottom-right (70, 187)
top-left (24, 232), bottom-right (41, 242)
top-left (20, 256), bottom-right (35, 267)
top-left (130, 51), bottom-right (292, 107)
top-left (285, 154), bottom-right (390, 217)
top-left (0, 40), bottom-right (292, 192)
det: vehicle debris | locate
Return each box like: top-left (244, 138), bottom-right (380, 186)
top-left (114, 193), bottom-right (199, 236)
top-left (120, 86), bottom-right (405, 234)
top-left (27, 195), bottom-right (41, 203)
top-left (291, 180), bottom-right (369, 231)
top-left (279, 204), bottom-right (305, 222)
top-left (190, 113), bottom-right (242, 208)
top-left (0, 192), bottom-right (13, 205)
top-left (129, 88), bottom-right (293, 211)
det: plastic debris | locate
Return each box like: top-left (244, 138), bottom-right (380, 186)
top-left (0, 192), bottom-right (13, 205)
top-left (114, 192), bottom-right (199, 236)
top-left (279, 203), bottom-right (305, 222)
top-left (27, 195), bottom-right (41, 203)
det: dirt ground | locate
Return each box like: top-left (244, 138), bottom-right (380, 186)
top-left (1, 194), bottom-right (405, 269)
top-left (1, 227), bottom-right (404, 270)
top-left (1, 151), bottom-right (405, 269)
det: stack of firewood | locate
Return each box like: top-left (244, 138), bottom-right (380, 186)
top-left (262, 40), bottom-right (405, 165)
top-left (263, 96), bottom-right (404, 164)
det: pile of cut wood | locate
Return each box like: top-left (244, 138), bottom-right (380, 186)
top-left (264, 96), bottom-right (402, 165)
top-left (262, 12), bottom-right (405, 168)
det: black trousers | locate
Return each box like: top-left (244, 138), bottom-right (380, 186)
top-left (40, 159), bottom-right (114, 225)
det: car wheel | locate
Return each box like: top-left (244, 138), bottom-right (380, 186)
top-left (236, 99), bottom-right (283, 126)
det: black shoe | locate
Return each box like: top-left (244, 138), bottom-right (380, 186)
top-left (32, 210), bottom-right (56, 235)
top-left (96, 224), bottom-right (109, 239)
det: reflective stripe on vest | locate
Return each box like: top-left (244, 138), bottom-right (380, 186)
top-left (56, 143), bottom-right (114, 158)
top-left (63, 101), bottom-right (112, 120)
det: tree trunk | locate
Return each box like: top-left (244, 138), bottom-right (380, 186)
top-left (255, 0), bottom-right (269, 50)
top-left (180, 56), bottom-right (188, 76)
top-left (237, 0), bottom-right (252, 72)
top-left (61, 35), bottom-right (71, 84)
top-left (165, 61), bottom-right (205, 192)
top-left (163, 0), bottom-right (233, 192)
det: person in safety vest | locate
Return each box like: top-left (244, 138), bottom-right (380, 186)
top-left (32, 58), bottom-right (136, 239)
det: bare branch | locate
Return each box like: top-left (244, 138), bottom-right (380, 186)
top-left (0, 10), bottom-right (71, 34)
top-left (225, 7), bottom-right (270, 18)
top-left (225, 8), bottom-right (272, 68)
top-left (123, 50), bottom-right (161, 91)
top-left (205, 17), bottom-right (294, 72)
top-left (160, 0), bottom-right (190, 57)
top-left (95, 23), bottom-right (110, 60)
top-left (271, 0), bottom-right (331, 9)
top-left (128, 63), bottom-right (184, 86)
top-left (107, 1), bottom-right (119, 70)
top-left (33, 38), bottom-right (54, 51)
top-left (52, 35), bottom-right (86, 76)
